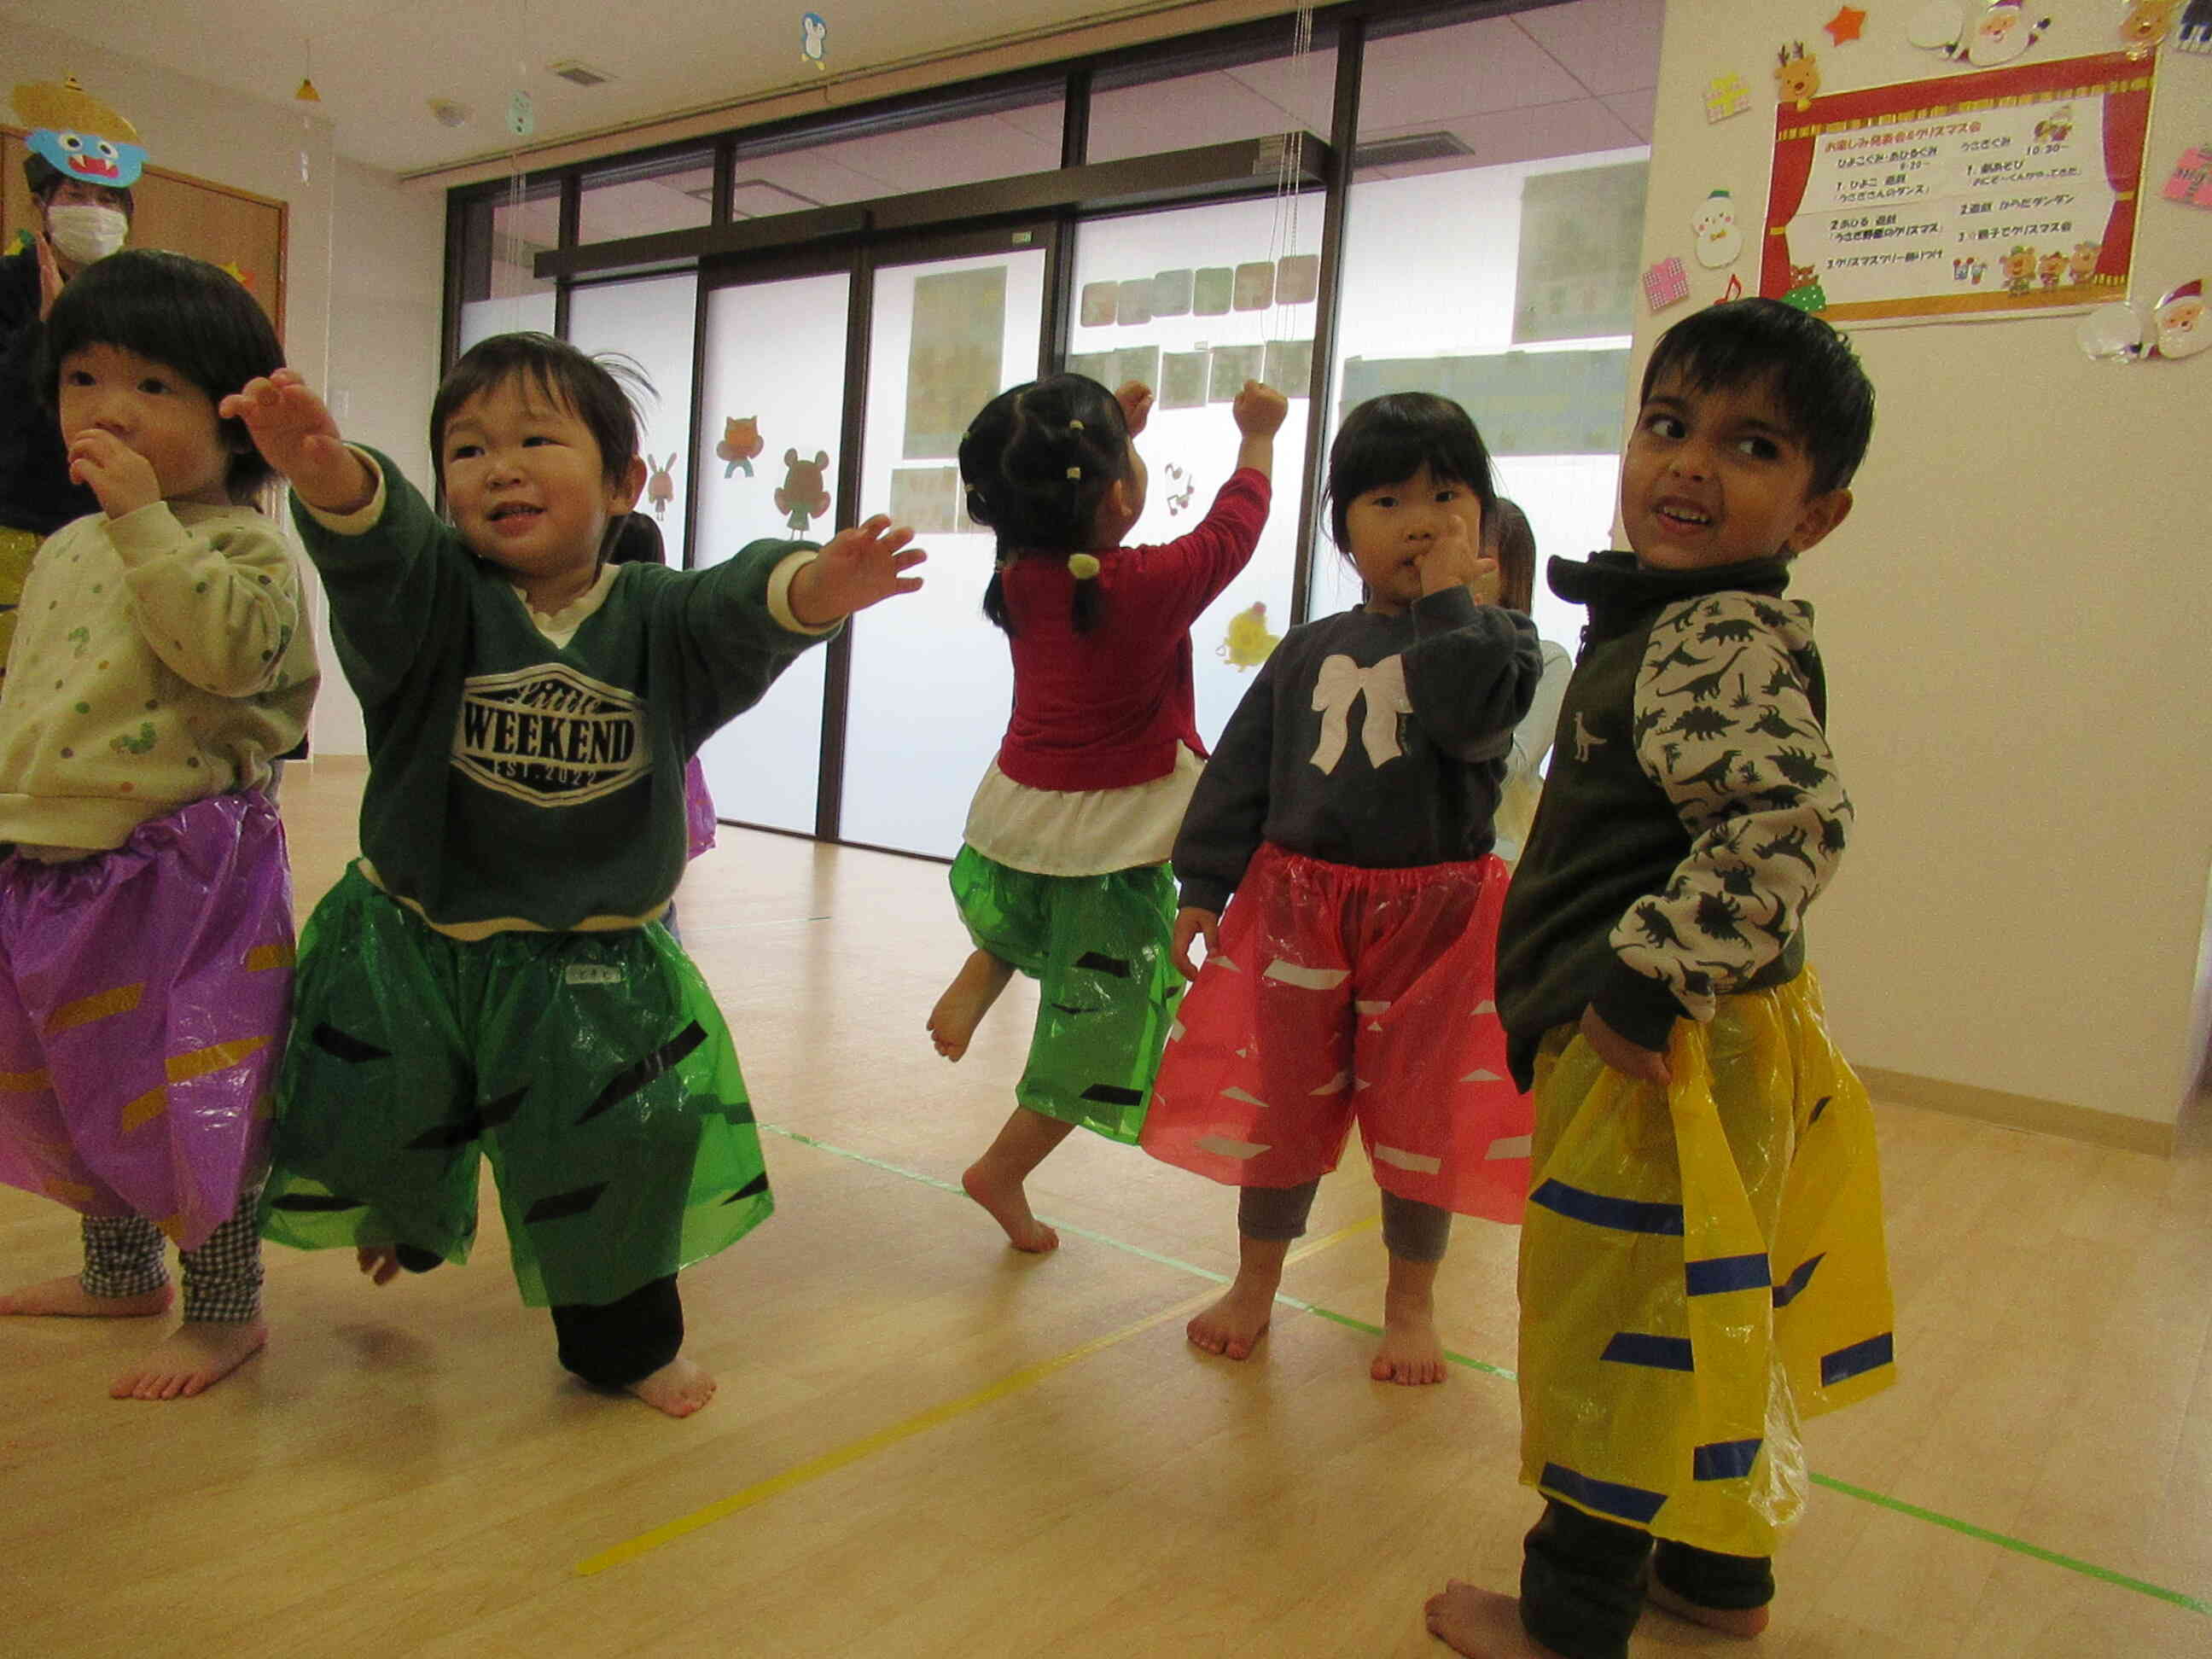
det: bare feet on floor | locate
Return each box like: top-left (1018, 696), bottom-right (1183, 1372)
top-left (1186, 1275), bottom-right (1276, 1360)
top-left (927, 950), bottom-right (1016, 1061)
top-left (961, 1160), bottom-right (1059, 1253)
top-left (1371, 1303), bottom-right (1448, 1385)
top-left (0, 1275), bottom-right (172, 1318)
top-left (1423, 1581), bottom-right (1559, 1657)
top-left (629, 1353), bottom-right (717, 1417)
top-left (1646, 1577), bottom-right (1772, 1638)
top-left (111, 1320), bottom-right (267, 1400)
top-left (357, 1245), bottom-right (403, 1285)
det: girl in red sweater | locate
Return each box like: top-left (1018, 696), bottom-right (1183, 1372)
top-left (928, 371), bottom-right (1286, 1251)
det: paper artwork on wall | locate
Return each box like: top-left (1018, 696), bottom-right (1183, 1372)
top-left (1193, 267), bottom-right (1235, 315)
top-left (1116, 278), bottom-right (1155, 327)
top-left (1208, 344), bottom-right (1265, 400)
top-left (775, 449), bottom-right (831, 533)
top-left (2151, 277), bottom-right (2209, 357)
top-left (1909, 1), bottom-right (2052, 67)
top-left (1160, 352), bottom-right (1210, 410)
top-left (647, 455), bottom-right (678, 519)
top-left (1776, 41), bottom-right (1823, 110)
top-left (717, 416), bottom-right (763, 478)
top-left (905, 266), bottom-right (1007, 460)
top-left (1232, 261), bottom-right (1277, 311)
top-left (1514, 162), bottom-right (1650, 342)
top-left (1693, 189), bottom-right (1744, 267)
top-left (1151, 269), bottom-right (1194, 317)
top-left (1263, 338), bottom-right (1313, 395)
top-left (1825, 6), bottom-right (1869, 45)
top-left (1277, 253), bottom-right (1321, 304)
top-left (1161, 461), bottom-right (1198, 517)
top-left (1217, 602), bottom-right (1282, 671)
top-left (1703, 71), bottom-right (1753, 121)
top-left (2162, 147), bottom-right (2212, 207)
top-left (1066, 351), bottom-right (1115, 386)
top-left (1080, 282), bottom-right (1120, 327)
top-left (1642, 256), bottom-right (1691, 311)
top-left (802, 12), bottom-right (829, 70)
top-left (888, 467), bottom-right (959, 533)
top-left (1717, 272), bottom-right (1746, 302)
top-left (1115, 345), bottom-right (1161, 392)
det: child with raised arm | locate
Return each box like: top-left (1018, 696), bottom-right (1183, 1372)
top-left (0, 250), bottom-right (316, 1399)
top-left (1426, 299), bottom-right (1895, 1657)
top-left (926, 372), bottom-right (1286, 1253)
top-left (1139, 393), bottom-right (1542, 1384)
top-left (228, 333), bottom-right (921, 1417)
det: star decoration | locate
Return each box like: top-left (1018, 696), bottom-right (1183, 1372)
top-left (1825, 6), bottom-right (1867, 45)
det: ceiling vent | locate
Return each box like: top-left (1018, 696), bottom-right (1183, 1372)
top-left (549, 60), bottom-right (614, 86)
top-left (1352, 130), bottom-right (1474, 170)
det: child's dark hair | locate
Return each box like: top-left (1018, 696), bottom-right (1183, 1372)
top-left (23, 154), bottom-right (136, 218)
top-left (1639, 298), bottom-right (1874, 495)
top-left (959, 374), bottom-right (1134, 635)
top-left (430, 332), bottom-right (649, 489)
top-left (1325, 392), bottom-right (1499, 554)
top-left (38, 249), bottom-right (282, 502)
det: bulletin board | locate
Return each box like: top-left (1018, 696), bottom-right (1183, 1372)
top-left (2, 126), bottom-right (288, 339)
top-left (1761, 51), bottom-right (2153, 323)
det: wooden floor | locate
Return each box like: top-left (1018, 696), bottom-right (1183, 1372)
top-left (4, 761), bottom-right (2208, 1656)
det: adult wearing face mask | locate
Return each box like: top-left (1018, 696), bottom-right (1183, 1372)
top-left (2, 78), bottom-right (144, 681)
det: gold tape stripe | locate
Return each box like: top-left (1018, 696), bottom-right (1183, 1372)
top-left (245, 942), bottom-right (296, 972)
top-left (0, 1067), bottom-right (52, 1091)
top-left (166, 1034), bottom-right (269, 1085)
top-left (119, 1087), bottom-right (167, 1133)
top-left (45, 982), bottom-right (143, 1035)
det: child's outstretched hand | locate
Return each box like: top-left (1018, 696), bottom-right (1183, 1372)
top-left (1115, 381), bottom-right (1154, 438)
top-left (1170, 905), bottom-right (1220, 982)
top-left (67, 428), bottom-right (162, 520)
top-left (1579, 1004), bottom-right (1671, 1086)
top-left (219, 368), bottom-right (374, 515)
top-left (788, 514), bottom-right (926, 628)
top-left (1232, 381), bottom-right (1289, 437)
top-left (1417, 511), bottom-right (1499, 602)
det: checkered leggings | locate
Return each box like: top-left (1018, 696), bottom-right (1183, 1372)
top-left (79, 1182), bottom-right (265, 1324)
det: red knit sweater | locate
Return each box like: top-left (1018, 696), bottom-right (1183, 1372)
top-left (993, 469), bottom-right (1270, 792)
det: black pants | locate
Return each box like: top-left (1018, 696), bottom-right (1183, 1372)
top-left (1521, 1500), bottom-right (1773, 1659)
top-left (397, 1248), bottom-right (682, 1389)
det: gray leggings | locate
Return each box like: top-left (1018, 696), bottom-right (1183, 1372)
top-left (79, 1182), bottom-right (265, 1324)
top-left (1237, 1179), bottom-right (1452, 1263)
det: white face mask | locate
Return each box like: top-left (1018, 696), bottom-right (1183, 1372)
top-left (45, 203), bottom-right (129, 266)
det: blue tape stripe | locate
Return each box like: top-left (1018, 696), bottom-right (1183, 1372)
top-left (1772, 1253), bottom-right (1825, 1307)
top-left (1539, 1462), bottom-right (1668, 1526)
top-left (1529, 1179), bottom-right (1685, 1236)
top-left (1693, 1438), bottom-right (1763, 1481)
top-left (1685, 1253), bottom-right (1772, 1296)
top-left (1600, 1332), bottom-right (1694, 1371)
top-left (1821, 1331), bottom-right (1895, 1387)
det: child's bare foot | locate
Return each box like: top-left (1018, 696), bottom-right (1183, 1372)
top-left (1186, 1274), bottom-right (1275, 1359)
top-left (111, 1320), bottom-right (267, 1400)
top-left (1371, 1305), bottom-right (1448, 1385)
top-left (357, 1244), bottom-right (402, 1285)
top-left (1646, 1576), bottom-right (1772, 1638)
top-left (928, 950), bottom-right (1016, 1060)
top-left (1423, 1581), bottom-right (1559, 1657)
top-left (628, 1353), bottom-right (717, 1417)
top-left (0, 1276), bottom-right (172, 1318)
top-left (961, 1159), bottom-right (1059, 1252)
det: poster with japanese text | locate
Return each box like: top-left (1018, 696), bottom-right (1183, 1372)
top-left (1762, 52), bottom-right (2153, 323)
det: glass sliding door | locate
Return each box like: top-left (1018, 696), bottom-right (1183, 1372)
top-left (692, 265), bottom-right (852, 835)
top-left (566, 272), bottom-right (699, 562)
top-left (835, 233), bottom-right (1048, 859)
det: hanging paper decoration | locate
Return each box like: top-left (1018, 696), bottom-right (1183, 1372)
top-left (802, 12), bottom-right (829, 71)
top-left (2150, 278), bottom-right (2209, 358)
top-left (1692, 189), bottom-right (1743, 268)
top-left (776, 449), bottom-right (831, 533)
top-left (2163, 147), bottom-right (2212, 207)
top-left (1779, 260), bottom-right (1830, 312)
top-left (1716, 272), bottom-right (1746, 304)
top-left (717, 416), bottom-right (764, 477)
top-left (1217, 602), bottom-right (1281, 671)
top-left (1909, 0), bottom-right (2052, 66)
top-left (1775, 41), bottom-right (1822, 111)
top-left (1643, 256), bottom-right (1691, 311)
top-left (12, 76), bottom-right (147, 188)
top-left (2117, 0), bottom-right (2180, 56)
top-left (1825, 6), bottom-right (1869, 45)
top-left (646, 456), bottom-right (678, 519)
top-left (1703, 71), bottom-right (1752, 122)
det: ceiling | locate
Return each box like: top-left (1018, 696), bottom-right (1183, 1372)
top-left (2, 0), bottom-right (1658, 183)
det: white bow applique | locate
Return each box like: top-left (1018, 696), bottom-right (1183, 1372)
top-left (1310, 653), bottom-right (1411, 774)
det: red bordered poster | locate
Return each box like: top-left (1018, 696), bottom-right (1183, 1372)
top-left (1762, 51), bottom-right (2154, 323)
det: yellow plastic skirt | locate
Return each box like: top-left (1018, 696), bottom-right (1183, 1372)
top-left (1517, 969), bottom-right (1895, 1557)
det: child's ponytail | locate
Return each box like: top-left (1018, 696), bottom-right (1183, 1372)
top-left (960, 375), bottom-right (1132, 637)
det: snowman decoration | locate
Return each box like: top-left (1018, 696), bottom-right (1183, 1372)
top-left (1692, 189), bottom-right (1743, 270)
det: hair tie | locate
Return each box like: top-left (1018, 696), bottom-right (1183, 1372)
top-left (1068, 420), bottom-right (1084, 433)
top-left (1068, 554), bottom-right (1100, 580)
top-left (1066, 466), bottom-right (1082, 480)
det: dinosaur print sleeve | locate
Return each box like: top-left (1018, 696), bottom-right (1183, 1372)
top-left (1599, 592), bottom-right (1853, 1038)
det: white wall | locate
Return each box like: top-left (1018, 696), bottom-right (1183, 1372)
top-left (1642, 0), bottom-right (2212, 1123)
top-left (7, 22), bottom-right (446, 760)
